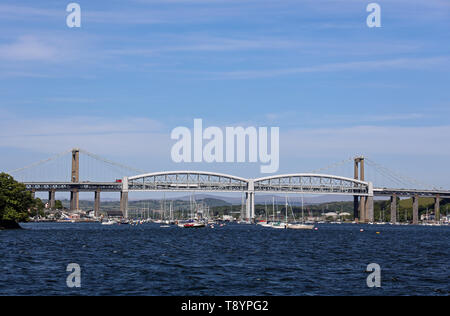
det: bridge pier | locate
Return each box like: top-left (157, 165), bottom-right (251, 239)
top-left (435, 194), bottom-right (440, 223)
top-left (48, 190), bottom-right (56, 209)
top-left (353, 196), bottom-right (359, 220)
top-left (245, 180), bottom-right (255, 220)
top-left (390, 194), bottom-right (397, 224)
top-left (245, 192), bottom-right (255, 220)
top-left (359, 196), bottom-right (366, 222)
top-left (70, 189), bottom-right (79, 211)
top-left (120, 191), bottom-right (128, 219)
top-left (120, 177), bottom-right (129, 219)
top-left (94, 190), bottom-right (101, 218)
top-left (412, 195), bottom-right (419, 225)
top-left (365, 196), bottom-right (374, 223)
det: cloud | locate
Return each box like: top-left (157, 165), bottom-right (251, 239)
top-left (281, 125), bottom-right (450, 158)
top-left (0, 115), bottom-right (169, 158)
top-left (0, 36), bottom-right (59, 61)
top-left (211, 56), bottom-right (450, 79)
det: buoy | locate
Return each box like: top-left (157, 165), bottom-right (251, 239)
top-left (376, 232), bottom-right (380, 234)
top-left (360, 229), bottom-right (364, 232)
top-left (314, 227), bottom-right (318, 231)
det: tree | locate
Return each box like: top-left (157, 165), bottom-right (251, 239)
top-left (55, 200), bottom-right (64, 210)
top-left (0, 173), bottom-right (34, 223)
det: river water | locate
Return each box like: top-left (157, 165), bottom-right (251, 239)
top-left (0, 222), bottom-right (448, 296)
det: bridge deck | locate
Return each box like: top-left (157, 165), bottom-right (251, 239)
top-left (24, 181), bottom-right (450, 198)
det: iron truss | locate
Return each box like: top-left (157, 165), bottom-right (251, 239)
top-left (373, 188), bottom-right (450, 198)
top-left (24, 182), bottom-right (122, 192)
top-left (253, 173), bottom-right (370, 196)
top-left (127, 171), bottom-right (249, 192)
top-left (126, 171), bottom-right (370, 196)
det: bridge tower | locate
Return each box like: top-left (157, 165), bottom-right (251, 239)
top-left (246, 180), bottom-right (255, 220)
top-left (70, 148), bottom-right (80, 211)
top-left (353, 156), bottom-right (366, 222)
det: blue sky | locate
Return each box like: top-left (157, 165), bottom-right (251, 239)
top-left (0, 0), bottom-right (449, 190)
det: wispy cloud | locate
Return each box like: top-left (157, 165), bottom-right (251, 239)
top-left (0, 36), bottom-right (59, 61)
top-left (210, 56), bottom-right (450, 79)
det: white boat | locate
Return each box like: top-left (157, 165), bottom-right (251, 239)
top-left (270, 222), bottom-right (286, 229)
top-left (287, 223), bottom-right (314, 230)
top-left (101, 219), bottom-right (116, 225)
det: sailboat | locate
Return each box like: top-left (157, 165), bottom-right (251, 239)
top-left (269, 197), bottom-right (285, 228)
top-left (287, 195), bottom-right (314, 230)
top-left (258, 201), bottom-right (273, 227)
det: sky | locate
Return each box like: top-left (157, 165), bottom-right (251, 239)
top-left (0, 0), bottom-right (449, 194)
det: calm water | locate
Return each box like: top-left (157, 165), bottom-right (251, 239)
top-left (0, 222), bottom-right (448, 296)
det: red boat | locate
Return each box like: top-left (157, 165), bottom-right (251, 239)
top-left (183, 222), bottom-right (206, 228)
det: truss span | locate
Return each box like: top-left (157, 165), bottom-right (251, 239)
top-left (127, 171), bottom-right (249, 192)
top-left (253, 173), bottom-right (370, 196)
top-left (126, 171), bottom-right (370, 196)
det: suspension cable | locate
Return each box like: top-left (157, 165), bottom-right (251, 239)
top-left (7, 149), bottom-right (73, 174)
top-left (78, 149), bottom-right (145, 175)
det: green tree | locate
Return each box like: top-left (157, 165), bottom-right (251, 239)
top-left (0, 173), bottom-right (34, 222)
top-left (55, 200), bottom-right (64, 210)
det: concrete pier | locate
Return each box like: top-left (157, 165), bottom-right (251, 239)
top-left (94, 190), bottom-right (101, 218)
top-left (412, 195), bottom-right (419, 225)
top-left (359, 197), bottom-right (366, 222)
top-left (390, 194), bottom-right (397, 223)
top-left (48, 190), bottom-right (56, 209)
top-left (120, 191), bottom-right (128, 218)
top-left (353, 197), bottom-right (359, 221)
top-left (365, 196), bottom-right (374, 222)
top-left (70, 189), bottom-right (79, 211)
top-left (435, 194), bottom-right (440, 222)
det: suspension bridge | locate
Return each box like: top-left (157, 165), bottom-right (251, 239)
top-left (6, 148), bottom-right (450, 224)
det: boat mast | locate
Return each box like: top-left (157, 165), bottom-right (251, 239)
top-left (301, 194), bottom-right (305, 223)
top-left (272, 197), bottom-right (275, 222)
top-left (285, 195), bottom-right (288, 226)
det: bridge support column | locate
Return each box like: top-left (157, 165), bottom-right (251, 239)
top-left (435, 194), bottom-right (440, 223)
top-left (48, 190), bottom-right (56, 209)
top-left (365, 196), bottom-right (374, 223)
top-left (390, 194), bottom-right (397, 224)
top-left (120, 191), bottom-right (128, 219)
top-left (70, 189), bottom-right (79, 211)
top-left (359, 197), bottom-right (366, 223)
top-left (245, 180), bottom-right (255, 220)
top-left (245, 192), bottom-right (255, 220)
top-left (412, 195), bottom-right (419, 225)
top-left (353, 196), bottom-right (359, 221)
top-left (94, 190), bottom-right (101, 218)
top-left (120, 177), bottom-right (129, 219)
